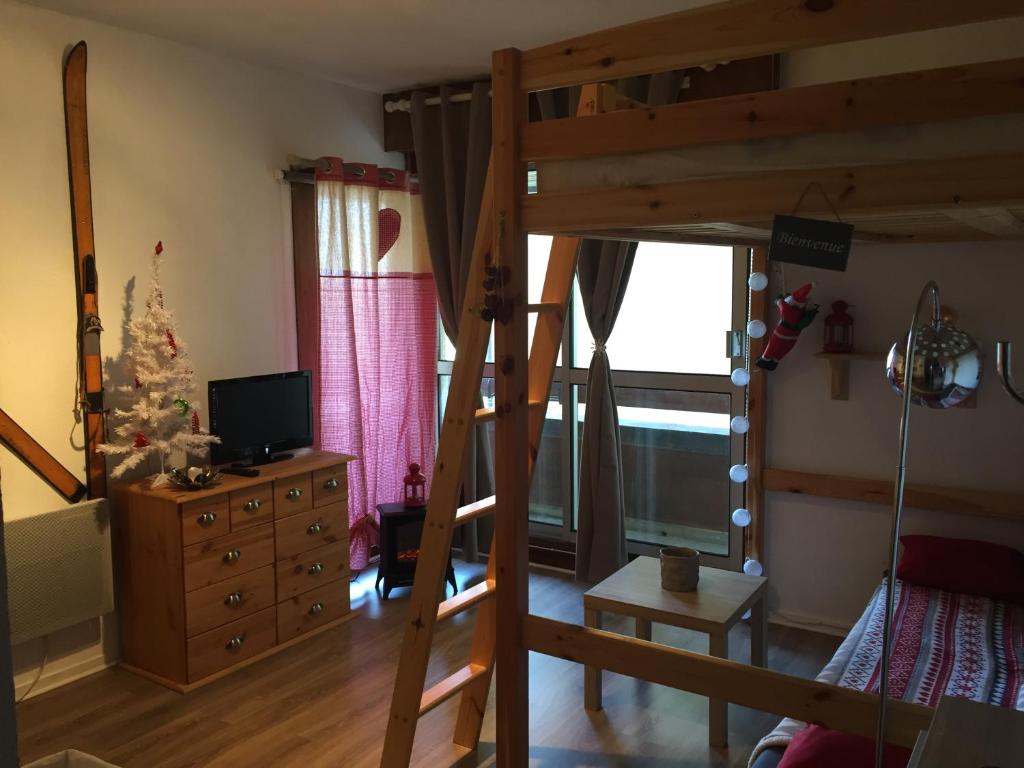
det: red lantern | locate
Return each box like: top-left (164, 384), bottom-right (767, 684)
top-left (403, 462), bottom-right (426, 508)
top-left (823, 300), bottom-right (855, 353)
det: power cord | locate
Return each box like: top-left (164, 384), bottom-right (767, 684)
top-left (16, 636), bottom-right (48, 704)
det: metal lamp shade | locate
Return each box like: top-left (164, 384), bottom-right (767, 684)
top-left (886, 322), bottom-right (982, 408)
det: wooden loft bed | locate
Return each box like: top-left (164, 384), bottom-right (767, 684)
top-left (380, 1), bottom-right (1024, 766)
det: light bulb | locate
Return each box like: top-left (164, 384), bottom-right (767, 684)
top-left (729, 464), bottom-right (748, 483)
top-left (730, 368), bottom-right (750, 387)
top-left (731, 508), bottom-right (751, 527)
top-left (730, 416), bottom-right (749, 434)
top-left (748, 272), bottom-right (769, 291)
top-left (743, 558), bottom-right (763, 577)
top-left (742, 609), bottom-right (752, 621)
top-left (747, 319), bottom-right (767, 339)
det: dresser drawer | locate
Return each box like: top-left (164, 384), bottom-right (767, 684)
top-left (277, 580), bottom-right (349, 642)
top-left (275, 501), bottom-right (346, 560)
top-left (229, 482), bottom-right (274, 530)
top-left (274, 473), bottom-right (313, 518)
top-left (181, 495), bottom-right (230, 546)
top-left (183, 523), bottom-right (274, 592)
top-left (186, 565), bottom-right (276, 637)
top-left (276, 542), bottom-right (349, 600)
top-left (312, 465), bottom-right (347, 507)
top-left (187, 607), bottom-right (276, 682)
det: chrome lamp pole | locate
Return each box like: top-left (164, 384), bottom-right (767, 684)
top-left (996, 341), bottom-right (1024, 405)
top-left (878, 281), bottom-right (982, 768)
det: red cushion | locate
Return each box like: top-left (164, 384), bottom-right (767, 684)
top-left (897, 535), bottom-right (1024, 599)
top-left (778, 725), bottom-right (910, 768)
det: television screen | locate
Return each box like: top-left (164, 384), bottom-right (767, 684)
top-left (208, 371), bottom-right (313, 464)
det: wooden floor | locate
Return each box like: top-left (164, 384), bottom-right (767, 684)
top-left (16, 562), bottom-right (839, 768)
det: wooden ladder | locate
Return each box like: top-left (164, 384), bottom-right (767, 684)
top-left (380, 82), bottom-right (612, 768)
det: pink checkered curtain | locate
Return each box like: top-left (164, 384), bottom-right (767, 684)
top-left (316, 158), bottom-right (437, 571)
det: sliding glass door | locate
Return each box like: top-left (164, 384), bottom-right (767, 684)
top-left (438, 238), bottom-right (749, 571)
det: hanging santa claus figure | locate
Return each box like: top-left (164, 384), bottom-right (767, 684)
top-left (755, 282), bottom-right (819, 371)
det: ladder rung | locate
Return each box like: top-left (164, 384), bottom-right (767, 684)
top-left (455, 495), bottom-right (495, 525)
top-left (419, 664), bottom-right (488, 716)
top-left (474, 399), bottom-right (546, 423)
top-left (527, 301), bottom-right (561, 314)
top-left (437, 579), bottom-right (495, 622)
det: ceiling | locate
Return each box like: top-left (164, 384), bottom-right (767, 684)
top-left (23, 0), bottom-right (702, 92)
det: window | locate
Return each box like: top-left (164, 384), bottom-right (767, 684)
top-left (437, 238), bottom-right (749, 569)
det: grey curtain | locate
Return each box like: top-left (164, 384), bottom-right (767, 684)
top-left (574, 240), bottom-right (637, 581)
top-left (411, 83), bottom-right (493, 561)
top-left (536, 72), bottom-right (684, 582)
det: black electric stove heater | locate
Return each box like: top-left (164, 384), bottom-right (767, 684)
top-left (375, 503), bottom-right (458, 600)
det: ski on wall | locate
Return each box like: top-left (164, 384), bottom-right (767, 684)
top-left (63, 41), bottom-right (107, 500)
top-left (0, 408), bottom-right (86, 503)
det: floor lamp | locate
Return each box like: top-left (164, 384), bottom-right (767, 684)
top-left (878, 281), bottom-right (982, 768)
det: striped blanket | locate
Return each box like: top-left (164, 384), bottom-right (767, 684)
top-left (750, 579), bottom-right (1024, 766)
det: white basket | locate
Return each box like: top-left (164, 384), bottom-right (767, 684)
top-left (23, 750), bottom-right (120, 768)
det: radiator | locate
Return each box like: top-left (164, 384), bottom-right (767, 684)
top-left (5, 499), bottom-right (114, 645)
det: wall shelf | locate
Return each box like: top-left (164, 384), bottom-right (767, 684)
top-left (814, 351), bottom-right (887, 400)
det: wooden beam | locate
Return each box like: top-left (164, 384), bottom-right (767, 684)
top-left (0, 408), bottom-right (85, 503)
top-left (491, 46), bottom-right (530, 768)
top-left (521, 615), bottom-right (933, 749)
top-left (521, 153), bottom-right (1024, 233)
top-left (764, 467), bottom-right (1024, 522)
top-left (745, 248), bottom-right (768, 567)
top-left (520, 0), bottom-right (1024, 91)
top-left (523, 57), bottom-right (1024, 161)
top-left (944, 206), bottom-right (1024, 238)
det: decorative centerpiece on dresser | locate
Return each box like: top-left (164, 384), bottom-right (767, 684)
top-left (112, 449), bottom-right (355, 691)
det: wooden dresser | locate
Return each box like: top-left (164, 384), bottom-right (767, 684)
top-left (112, 449), bottom-right (356, 691)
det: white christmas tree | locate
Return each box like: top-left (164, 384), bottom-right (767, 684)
top-left (99, 242), bottom-right (219, 486)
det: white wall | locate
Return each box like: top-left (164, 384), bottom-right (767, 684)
top-left (755, 21), bottom-right (1024, 634)
top-left (764, 244), bottom-right (1024, 631)
top-left (0, 0), bottom-right (398, 697)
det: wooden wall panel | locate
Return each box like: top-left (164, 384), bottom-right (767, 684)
top-left (290, 182), bottom-right (321, 449)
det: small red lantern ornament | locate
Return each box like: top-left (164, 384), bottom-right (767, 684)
top-left (403, 462), bottom-right (426, 508)
top-left (823, 300), bottom-right (855, 353)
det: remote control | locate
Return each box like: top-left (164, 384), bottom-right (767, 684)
top-left (221, 466), bottom-right (260, 477)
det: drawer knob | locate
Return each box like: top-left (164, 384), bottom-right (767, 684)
top-left (324, 478), bottom-right (339, 490)
top-left (308, 562), bottom-right (324, 576)
top-left (223, 548), bottom-right (242, 564)
top-left (287, 487), bottom-right (303, 500)
top-left (197, 511), bottom-right (217, 527)
top-left (226, 635), bottom-right (244, 651)
top-left (307, 521), bottom-right (323, 536)
top-left (224, 591), bottom-right (242, 608)
top-left (243, 498), bottom-right (262, 513)
top-left (309, 602), bottom-right (324, 616)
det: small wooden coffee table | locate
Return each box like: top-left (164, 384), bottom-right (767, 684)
top-left (583, 556), bottom-right (767, 748)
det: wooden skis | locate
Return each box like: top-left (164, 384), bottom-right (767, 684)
top-left (64, 41), bottom-right (107, 500)
top-left (0, 409), bottom-right (85, 503)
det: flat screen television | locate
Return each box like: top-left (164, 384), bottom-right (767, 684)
top-left (208, 370), bottom-right (313, 465)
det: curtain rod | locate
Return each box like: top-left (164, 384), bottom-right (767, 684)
top-left (384, 90), bottom-right (489, 114)
top-left (287, 154), bottom-right (331, 172)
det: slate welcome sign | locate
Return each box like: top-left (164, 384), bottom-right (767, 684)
top-left (769, 214), bottom-right (853, 271)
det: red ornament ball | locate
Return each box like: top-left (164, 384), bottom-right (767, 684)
top-left (133, 432), bottom-right (150, 448)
